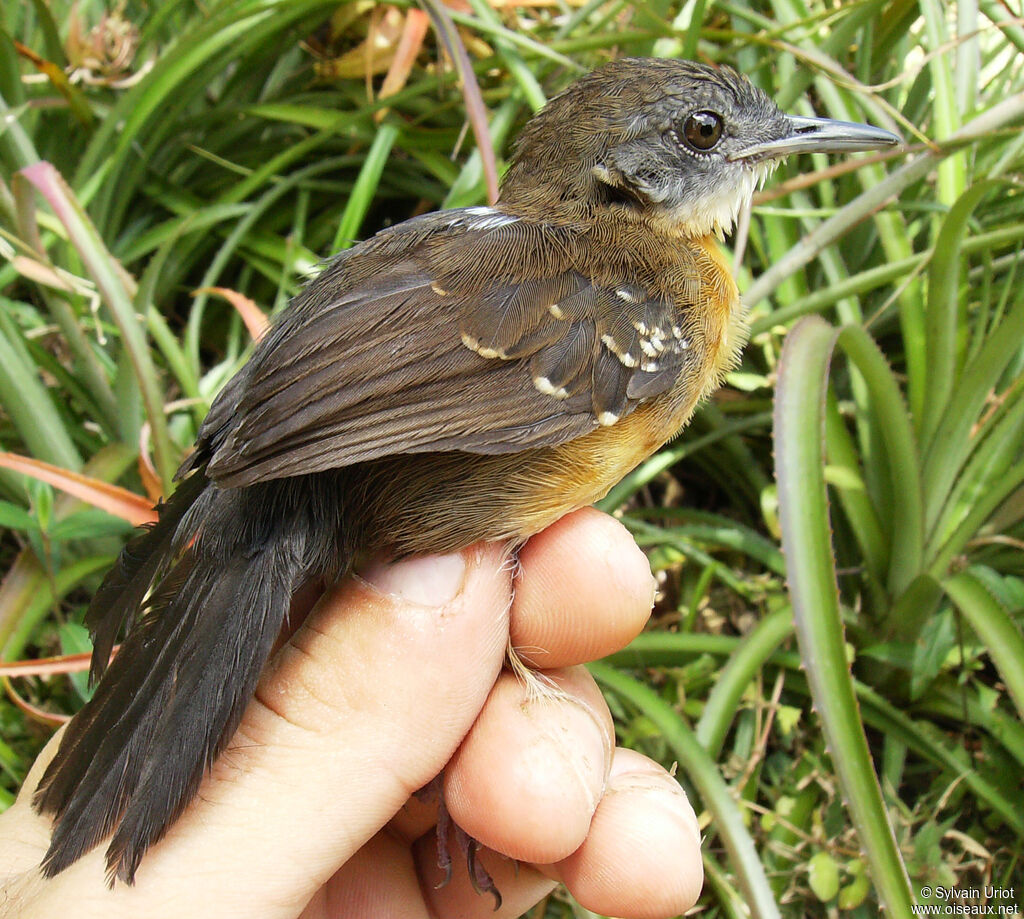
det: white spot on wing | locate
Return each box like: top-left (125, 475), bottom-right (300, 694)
top-left (598, 411), bottom-right (619, 426)
top-left (534, 376), bottom-right (569, 399)
top-left (462, 331), bottom-right (506, 360)
top-left (462, 206), bottom-right (519, 231)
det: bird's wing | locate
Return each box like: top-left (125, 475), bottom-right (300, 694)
top-left (196, 208), bottom-right (697, 488)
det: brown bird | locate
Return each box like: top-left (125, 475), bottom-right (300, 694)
top-left (33, 57), bottom-right (898, 885)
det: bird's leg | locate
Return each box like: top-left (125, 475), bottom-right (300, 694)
top-left (415, 777), bottom-right (503, 909)
top-left (415, 542), bottom-right (566, 908)
top-left (503, 546), bottom-right (562, 701)
top-left (506, 635), bottom-right (563, 702)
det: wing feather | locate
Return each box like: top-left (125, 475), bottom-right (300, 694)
top-left (200, 208), bottom-right (697, 488)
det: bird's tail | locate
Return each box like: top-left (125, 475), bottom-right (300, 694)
top-left (33, 472), bottom-right (322, 884)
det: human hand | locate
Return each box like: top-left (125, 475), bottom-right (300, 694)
top-left (0, 508), bottom-right (702, 919)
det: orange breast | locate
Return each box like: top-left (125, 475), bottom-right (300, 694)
top-left (506, 234), bottom-right (743, 535)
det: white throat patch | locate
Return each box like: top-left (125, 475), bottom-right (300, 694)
top-left (668, 161), bottom-right (776, 237)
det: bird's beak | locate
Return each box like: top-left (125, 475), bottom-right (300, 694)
top-left (728, 115), bottom-right (901, 162)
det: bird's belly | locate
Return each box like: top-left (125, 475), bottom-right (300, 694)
top-left (502, 385), bottom-right (703, 534)
top-left (363, 385), bottom-right (705, 557)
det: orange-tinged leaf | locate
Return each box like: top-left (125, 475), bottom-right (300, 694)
top-left (13, 40), bottom-right (94, 127)
top-left (379, 9), bottom-right (430, 105)
top-left (138, 424), bottom-right (163, 503)
top-left (3, 676), bottom-right (70, 727)
top-left (0, 452), bottom-right (155, 526)
top-left (193, 286), bottom-right (270, 341)
top-left (0, 650), bottom-right (95, 678)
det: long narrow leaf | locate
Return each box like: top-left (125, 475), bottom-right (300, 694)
top-left (774, 315), bottom-right (915, 914)
top-left (332, 124), bottom-right (400, 250)
top-left (918, 181), bottom-right (1003, 454)
top-left (922, 288), bottom-right (1024, 537)
top-left (0, 453), bottom-right (154, 526)
top-left (0, 301), bottom-right (81, 471)
top-left (836, 325), bottom-right (922, 598)
top-left (745, 94), bottom-right (1024, 311)
top-left (695, 606), bottom-right (793, 757)
top-left (17, 163), bottom-right (178, 488)
top-left (943, 571), bottom-right (1024, 723)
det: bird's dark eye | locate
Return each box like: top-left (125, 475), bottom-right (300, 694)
top-left (682, 111), bottom-right (724, 151)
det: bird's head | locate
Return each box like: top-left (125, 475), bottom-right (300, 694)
top-left (501, 58), bottom-right (899, 237)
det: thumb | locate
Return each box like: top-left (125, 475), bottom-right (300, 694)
top-left (6, 544), bottom-right (512, 919)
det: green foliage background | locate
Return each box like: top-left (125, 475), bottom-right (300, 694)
top-left (1, 0), bottom-right (1023, 915)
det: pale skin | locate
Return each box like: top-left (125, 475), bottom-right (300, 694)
top-left (0, 508), bottom-right (703, 919)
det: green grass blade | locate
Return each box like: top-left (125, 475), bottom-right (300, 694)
top-left (75, 0), bottom-right (338, 230)
top-left (695, 606), bottom-right (793, 757)
top-left (332, 124), bottom-right (399, 251)
top-left (774, 315), bottom-right (915, 914)
top-left (186, 154), bottom-right (354, 371)
top-left (824, 388), bottom-right (888, 585)
top-left (609, 634), bottom-right (1024, 835)
top-left (0, 301), bottom-right (81, 470)
top-left (920, 0), bottom-right (966, 204)
top-left (0, 89), bottom-right (39, 173)
top-left (943, 571), bottom-right (1024, 723)
top-left (836, 325), bottom-right (922, 597)
top-left (0, 552), bottom-right (114, 660)
top-left (748, 223), bottom-right (1024, 335)
top-left (927, 389), bottom-right (1024, 564)
top-left (20, 162), bottom-right (177, 488)
top-left (918, 180), bottom-right (1003, 454)
top-left (922, 285), bottom-right (1024, 538)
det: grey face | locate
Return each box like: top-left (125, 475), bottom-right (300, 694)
top-left (586, 61), bottom-right (898, 235)
top-left (502, 58), bottom-right (899, 236)
top-left (595, 71), bottom-right (792, 233)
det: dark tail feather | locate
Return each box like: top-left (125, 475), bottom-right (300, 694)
top-left (84, 470), bottom-right (209, 684)
top-left (33, 482), bottom-right (312, 883)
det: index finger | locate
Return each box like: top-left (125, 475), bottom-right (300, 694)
top-left (511, 507), bottom-right (656, 669)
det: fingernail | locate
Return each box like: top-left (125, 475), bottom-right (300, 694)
top-left (361, 553), bottom-right (466, 606)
